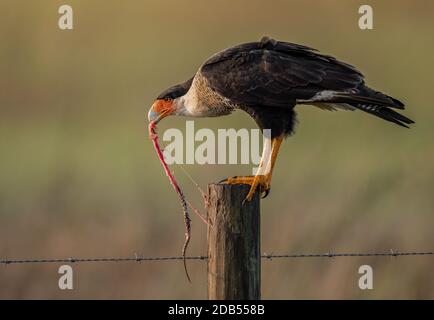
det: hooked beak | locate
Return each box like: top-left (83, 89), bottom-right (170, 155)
top-left (148, 99), bottom-right (174, 124)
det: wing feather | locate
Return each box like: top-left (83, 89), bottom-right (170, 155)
top-left (200, 36), bottom-right (413, 127)
top-left (200, 37), bottom-right (364, 107)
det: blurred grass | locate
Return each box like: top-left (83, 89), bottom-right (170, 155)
top-left (0, 0), bottom-right (433, 299)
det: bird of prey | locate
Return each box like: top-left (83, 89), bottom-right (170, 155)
top-left (148, 36), bottom-right (414, 202)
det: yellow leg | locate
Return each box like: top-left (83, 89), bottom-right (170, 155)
top-left (222, 136), bottom-right (284, 202)
top-left (266, 135), bottom-right (283, 184)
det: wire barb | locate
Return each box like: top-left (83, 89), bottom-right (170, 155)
top-left (1, 251), bottom-right (433, 265)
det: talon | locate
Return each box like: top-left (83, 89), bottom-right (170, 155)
top-left (242, 188), bottom-right (257, 204)
top-left (219, 176), bottom-right (240, 184)
top-left (219, 175), bottom-right (271, 203)
top-left (243, 192), bottom-right (255, 203)
top-left (244, 181), bottom-right (260, 203)
top-left (261, 187), bottom-right (270, 199)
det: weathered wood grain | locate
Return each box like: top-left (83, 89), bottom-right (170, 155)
top-left (207, 183), bottom-right (260, 300)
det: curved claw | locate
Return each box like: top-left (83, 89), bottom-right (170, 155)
top-left (220, 175), bottom-right (271, 202)
top-left (218, 177), bottom-right (234, 184)
top-left (219, 176), bottom-right (252, 184)
top-left (261, 187), bottom-right (270, 199)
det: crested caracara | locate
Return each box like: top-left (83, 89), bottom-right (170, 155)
top-left (148, 36), bottom-right (414, 201)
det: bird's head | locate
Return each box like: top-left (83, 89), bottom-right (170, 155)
top-left (148, 98), bottom-right (175, 123)
top-left (148, 78), bottom-right (194, 123)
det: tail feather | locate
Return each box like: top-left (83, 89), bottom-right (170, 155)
top-left (334, 91), bottom-right (404, 110)
top-left (353, 103), bottom-right (414, 128)
top-left (329, 87), bottom-right (412, 127)
top-left (302, 85), bottom-right (413, 127)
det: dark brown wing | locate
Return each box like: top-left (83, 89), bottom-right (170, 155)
top-left (201, 37), bottom-right (413, 127)
top-left (201, 37), bottom-right (366, 108)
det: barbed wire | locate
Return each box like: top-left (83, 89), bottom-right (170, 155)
top-left (1, 250), bottom-right (433, 265)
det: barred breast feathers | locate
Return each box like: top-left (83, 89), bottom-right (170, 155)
top-left (180, 72), bottom-right (237, 117)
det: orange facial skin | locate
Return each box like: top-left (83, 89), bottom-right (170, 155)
top-left (148, 99), bottom-right (174, 122)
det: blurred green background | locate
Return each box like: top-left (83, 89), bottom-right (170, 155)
top-left (0, 0), bottom-right (433, 299)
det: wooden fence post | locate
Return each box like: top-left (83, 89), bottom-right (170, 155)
top-left (207, 183), bottom-right (261, 300)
